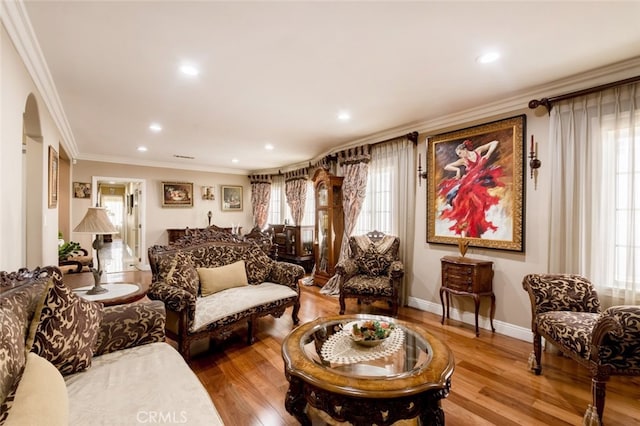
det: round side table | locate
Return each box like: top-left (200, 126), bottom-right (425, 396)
top-left (73, 282), bottom-right (146, 306)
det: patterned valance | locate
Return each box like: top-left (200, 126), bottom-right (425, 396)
top-left (248, 174), bottom-right (272, 184)
top-left (285, 167), bottom-right (309, 182)
top-left (338, 145), bottom-right (371, 165)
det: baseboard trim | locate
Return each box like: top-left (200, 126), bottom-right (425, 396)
top-left (406, 296), bottom-right (533, 343)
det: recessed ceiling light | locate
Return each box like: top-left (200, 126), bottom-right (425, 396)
top-left (149, 123), bottom-right (162, 132)
top-left (476, 52), bottom-right (500, 64)
top-left (265, 144), bottom-right (274, 150)
top-left (179, 63), bottom-right (200, 77)
top-left (231, 158), bottom-right (239, 163)
top-left (137, 146), bottom-right (148, 152)
top-left (338, 111), bottom-right (351, 121)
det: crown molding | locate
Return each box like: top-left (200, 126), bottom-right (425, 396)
top-left (1, 0), bottom-right (79, 159)
top-left (76, 153), bottom-right (251, 176)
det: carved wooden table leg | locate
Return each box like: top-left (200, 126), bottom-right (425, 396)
top-left (284, 376), bottom-right (310, 426)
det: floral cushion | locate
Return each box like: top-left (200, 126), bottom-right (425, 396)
top-left (356, 245), bottom-right (392, 276)
top-left (26, 278), bottom-right (103, 375)
top-left (0, 284), bottom-right (43, 414)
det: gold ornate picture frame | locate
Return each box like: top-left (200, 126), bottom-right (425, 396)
top-left (221, 185), bottom-right (243, 211)
top-left (161, 182), bottom-right (194, 207)
top-left (427, 114), bottom-right (525, 252)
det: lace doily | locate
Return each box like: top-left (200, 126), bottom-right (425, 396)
top-left (320, 327), bottom-right (405, 364)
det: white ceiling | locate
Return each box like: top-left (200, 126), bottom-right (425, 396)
top-left (16, 1), bottom-right (640, 174)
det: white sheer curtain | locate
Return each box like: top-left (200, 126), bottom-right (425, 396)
top-left (353, 137), bottom-right (416, 304)
top-left (267, 175), bottom-right (285, 226)
top-left (548, 83), bottom-right (639, 305)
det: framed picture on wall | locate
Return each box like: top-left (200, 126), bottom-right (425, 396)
top-left (73, 182), bottom-right (91, 199)
top-left (161, 182), bottom-right (194, 207)
top-left (48, 145), bottom-right (58, 208)
top-left (221, 185), bottom-right (243, 211)
top-left (202, 185), bottom-right (215, 200)
top-left (426, 114), bottom-right (526, 252)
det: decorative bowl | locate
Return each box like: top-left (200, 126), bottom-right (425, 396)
top-left (348, 320), bottom-right (395, 346)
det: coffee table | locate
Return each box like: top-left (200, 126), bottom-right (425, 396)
top-left (281, 314), bottom-right (455, 426)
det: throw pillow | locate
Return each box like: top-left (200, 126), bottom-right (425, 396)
top-left (198, 260), bottom-right (249, 297)
top-left (356, 245), bottom-right (392, 276)
top-left (26, 278), bottom-right (103, 376)
top-left (3, 352), bottom-right (68, 426)
top-left (165, 251), bottom-right (199, 296)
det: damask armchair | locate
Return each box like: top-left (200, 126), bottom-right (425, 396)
top-left (522, 273), bottom-right (640, 425)
top-left (336, 231), bottom-right (404, 317)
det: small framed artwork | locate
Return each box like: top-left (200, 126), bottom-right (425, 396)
top-left (426, 114), bottom-right (526, 252)
top-left (202, 186), bottom-right (215, 200)
top-left (221, 185), bottom-right (243, 211)
top-left (48, 146), bottom-right (58, 208)
top-left (73, 182), bottom-right (91, 199)
top-left (161, 182), bottom-right (194, 207)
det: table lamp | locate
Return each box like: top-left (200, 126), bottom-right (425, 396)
top-left (73, 207), bottom-right (117, 295)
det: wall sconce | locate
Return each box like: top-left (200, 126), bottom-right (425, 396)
top-left (529, 135), bottom-right (542, 189)
top-left (207, 211), bottom-right (212, 226)
top-left (417, 153), bottom-right (428, 186)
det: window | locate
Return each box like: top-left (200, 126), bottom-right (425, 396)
top-left (267, 175), bottom-right (285, 225)
top-left (353, 166), bottom-right (393, 236)
top-left (600, 115), bottom-right (640, 287)
top-left (268, 177), bottom-right (315, 226)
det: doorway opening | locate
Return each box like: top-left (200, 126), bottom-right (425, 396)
top-left (91, 176), bottom-right (147, 273)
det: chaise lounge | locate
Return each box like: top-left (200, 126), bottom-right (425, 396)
top-left (522, 273), bottom-right (640, 425)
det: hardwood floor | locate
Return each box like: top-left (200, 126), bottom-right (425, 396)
top-left (96, 271), bottom-right (640, 425)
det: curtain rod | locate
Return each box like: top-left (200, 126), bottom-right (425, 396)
top-left (528, 75), bottom-right (640, 113)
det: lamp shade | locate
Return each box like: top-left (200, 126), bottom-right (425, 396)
top-left (73, 207), bottom-right (117, 234)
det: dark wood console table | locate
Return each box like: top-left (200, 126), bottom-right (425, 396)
top-left (440, 256), bottom-right (495, 337)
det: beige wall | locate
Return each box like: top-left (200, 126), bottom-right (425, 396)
top-left (70, 160), bottom-right (252, 262)
top-left (1, 24), bottom-right (61, 270)
top-left (410, 111), bottom-right (552, 339)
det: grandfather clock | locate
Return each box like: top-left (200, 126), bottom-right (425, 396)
top-left (312, 169), bottom-right (344, 286)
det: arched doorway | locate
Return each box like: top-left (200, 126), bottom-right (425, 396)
top-left (23, 93), bottom-right (44, 268)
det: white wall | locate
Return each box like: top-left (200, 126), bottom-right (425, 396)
top-left (1, 24), bottom-right (60, 270)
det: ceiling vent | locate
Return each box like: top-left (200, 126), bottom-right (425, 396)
top-left (173, 154), bottom-right (195, 160)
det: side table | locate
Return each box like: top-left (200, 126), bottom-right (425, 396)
top-left (440, 256), bottom-right (495, 336)
top-left (73, 282), bottom-right (147, 306)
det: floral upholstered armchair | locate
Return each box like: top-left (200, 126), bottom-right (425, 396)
top-left (522, 273), bottom-right (640, 425)
top-left (336, 231), bottom-right (404, 317)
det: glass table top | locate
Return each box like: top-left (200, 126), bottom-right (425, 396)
top-left (300, 315), bottom-right (432, 379)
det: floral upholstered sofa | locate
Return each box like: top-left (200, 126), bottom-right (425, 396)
top-left (0, 266), bottom-right (222, 426)
top-left (522, 273), bottom-right (640, 425)
top-left (148, 240), bottom-right (305, 359)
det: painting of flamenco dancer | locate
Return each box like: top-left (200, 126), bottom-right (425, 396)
top-left (427, 115), bottom-right (525, 251)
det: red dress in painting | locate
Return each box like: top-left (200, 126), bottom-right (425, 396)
top-left (437, 154), bottom-right (504, 238)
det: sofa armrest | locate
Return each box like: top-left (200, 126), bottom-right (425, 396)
top-left (336, 259), bottom-right (359, 281)
top-left (267, 261), bottom-right (305, 290)
top-left (522, 274), bottom-right (601, 316)
top-left (94, 300), bottom-right (166, 356)
top-left (147, 281), bottom-right (196, 313)
top-left (590, 305), bottom-right (640, 370)
top-left (389, 260), bottom-right (405, 279)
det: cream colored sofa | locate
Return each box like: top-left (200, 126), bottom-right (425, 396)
top-left (0, 266), bottom-right (223, 426)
